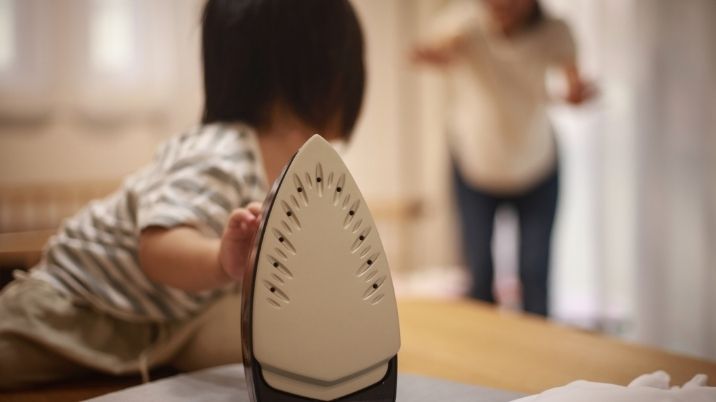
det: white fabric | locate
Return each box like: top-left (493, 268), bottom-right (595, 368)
top-left (429, 0), bottom-right (575, 193)
top-left (512, 371), bottom-right (716, 402)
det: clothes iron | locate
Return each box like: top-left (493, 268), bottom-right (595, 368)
top-left (241, 135), bottom-right (400, 401)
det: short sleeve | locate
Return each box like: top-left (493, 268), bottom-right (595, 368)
top-left (137, 152), bottom-right (252, 237)
top-left (545, 19), bottom-right (577, 66)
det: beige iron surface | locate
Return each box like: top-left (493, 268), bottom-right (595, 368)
top-left (245, 135), bottom-right (400, 401)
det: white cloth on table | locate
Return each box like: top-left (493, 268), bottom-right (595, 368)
top-left (511, 371), bottom-right (715, 402)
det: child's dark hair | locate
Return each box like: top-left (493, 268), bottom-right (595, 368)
top-left (201, 0), bottom-right (365, 138)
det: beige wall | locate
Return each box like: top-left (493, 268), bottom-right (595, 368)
top-left (347, 0), bottom-right (460, 272)
top-left (0, 0), bottom-right (204, 184)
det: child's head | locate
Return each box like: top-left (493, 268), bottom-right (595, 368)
top-left (201, 0), bottom-right (365, 141)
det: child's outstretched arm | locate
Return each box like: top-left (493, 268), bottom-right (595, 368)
top-left (138, 202), bottom-right (262, 292)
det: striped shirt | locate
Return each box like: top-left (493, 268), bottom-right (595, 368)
top-left (30, 123), bottom-right (267, 322)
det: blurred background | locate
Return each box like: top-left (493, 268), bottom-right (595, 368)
top-left (0, 0), bottom-right (714, 362)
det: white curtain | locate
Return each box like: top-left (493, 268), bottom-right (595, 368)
top-left (547, 0), bottom-right (716, 359)
top-left (0, 0), bottom-right (187, 124)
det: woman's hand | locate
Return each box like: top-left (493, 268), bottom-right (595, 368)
top-left (219, 202), bottom-right (263, 281)
top-left (563, 63), bottom-right (597, 105)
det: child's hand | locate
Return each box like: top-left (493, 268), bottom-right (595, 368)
top-left (219, 202), bottom-right (263, 281)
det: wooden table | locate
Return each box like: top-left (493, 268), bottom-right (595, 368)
top-left (3, 299), bottom-right (715, 401)
top-left (398, 298), bottom-right (716, 393)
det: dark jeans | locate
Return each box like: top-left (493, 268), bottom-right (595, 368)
top-left (453, 164), bottom-right (559, 316)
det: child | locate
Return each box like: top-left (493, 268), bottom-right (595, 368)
top-left (0, 0), bottom-right (365, 389)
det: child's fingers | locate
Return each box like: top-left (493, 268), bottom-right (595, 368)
top-left (246, 202), bottom-right (263, 218)
top-left (229, 209), bottom-right (255, 225)
top-left (227, 209), bottom-right (259, 238)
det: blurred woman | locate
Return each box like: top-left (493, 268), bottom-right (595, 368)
top-left (414, 0), bottom-right (593, 316)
